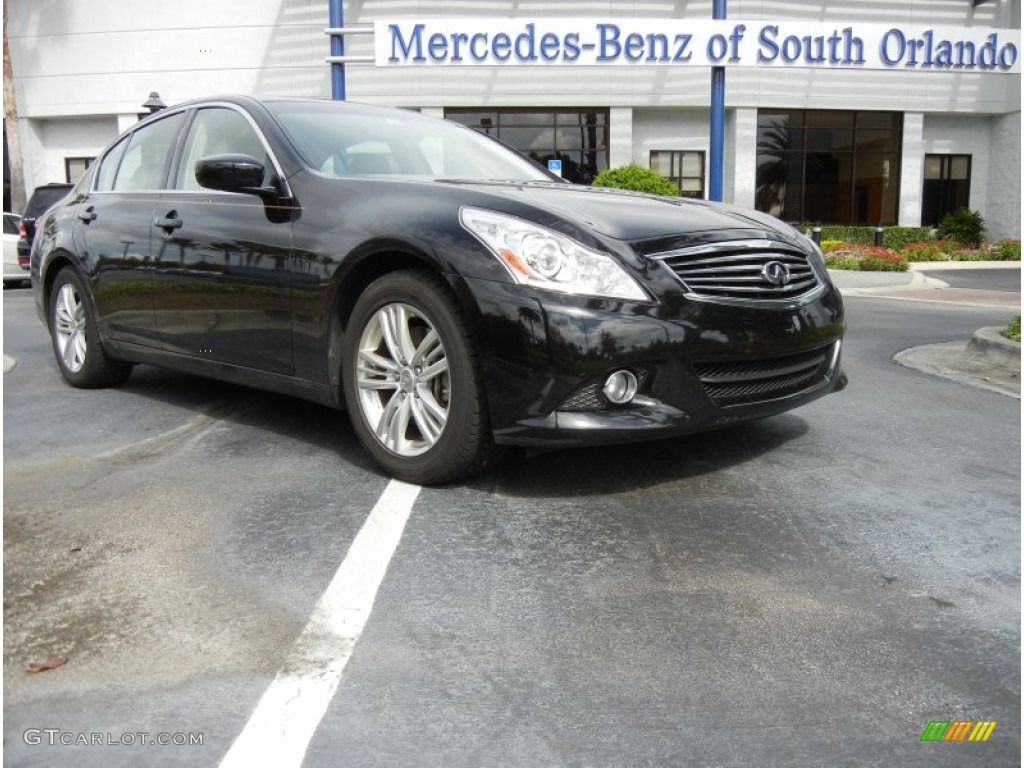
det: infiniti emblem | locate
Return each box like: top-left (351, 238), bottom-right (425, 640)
top-left (761, 260), bottom-right (792, 286)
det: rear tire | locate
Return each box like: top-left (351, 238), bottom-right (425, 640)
top-left (342, 270), bottom-right (500, 485)
top-left (48, 266), bottom-right (133, 388)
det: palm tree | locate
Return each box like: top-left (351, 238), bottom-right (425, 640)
top-left (3, 4), bottom-right (26, 213)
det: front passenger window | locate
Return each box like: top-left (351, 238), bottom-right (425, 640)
top-left (175, 108), bottom-right (267, 191)
top-left (112, 112), bottom-right (186, 192)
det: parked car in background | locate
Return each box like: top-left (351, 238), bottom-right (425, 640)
top-left (30, 95), bottom-right (846, 484)
top-left (3, 212), bottom-right (28, 285)
top-left (17, 183), bottom-right (74, 267)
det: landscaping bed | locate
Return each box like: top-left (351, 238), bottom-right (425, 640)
top-left (808, 208), bottom-right (1021, 272)
top-left (821, 237), bottom-right (1021, 272)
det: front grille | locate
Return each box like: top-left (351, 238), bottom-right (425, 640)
top-left (694, 346), bottom-right (832, 405)
top-left (655, 241), bottom-right (821, 302)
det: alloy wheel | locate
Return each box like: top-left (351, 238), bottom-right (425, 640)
top-left (355, 302), bottom-right (450, 457)
top-left (53, 282), bottom-right (88, 373)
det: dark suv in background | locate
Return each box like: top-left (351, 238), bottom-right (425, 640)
top-left (17, 183), bottom-right (73, 267)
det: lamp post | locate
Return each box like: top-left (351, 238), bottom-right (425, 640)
top-left (708, 0), bottom-right (726, 202)
top-left (142, 92), bottom-right (166, 115)
top-left (329, 0), bottom-right (345, 99)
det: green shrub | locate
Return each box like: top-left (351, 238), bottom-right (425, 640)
top-left (986, 239), bottom-right (1022, 261)
top-left (820, 239), bottom-right (844, 252)
top-left (815, 226), bottom-right (877, 244)
top-left (1003, 316), bottom-right (1021, 343)
top-left (804, 225), bottom-right (934, 249)
top-left (823, 255), bottom-right (860, 270)
top-left (937, 208), bottom-right (985, 247)
top-left (877, 227), bottom-right (936, 250)
top-left (591, 164), bottom-right (679, 196)
top-left (950, 247), bottom-right (987, 261)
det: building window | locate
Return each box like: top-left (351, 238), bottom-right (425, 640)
top-left (444, 109), bottom-right (608, 184)
top-left (755, 110), bottom-right (902, 225)
top-left (921, 154), bottom-right (971, 227)
top-left (650, 150), bottom-right (705, 198)
top-left (65, 157), bottom-right (96, 184)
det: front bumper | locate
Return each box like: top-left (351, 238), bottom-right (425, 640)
top-left (460, 275), bottom-right (847, 447)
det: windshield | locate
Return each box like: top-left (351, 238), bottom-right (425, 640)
top-left (265, 101), bottom-right (552, 183)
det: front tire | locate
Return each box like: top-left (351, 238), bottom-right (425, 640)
top-left (48, 266), bottom-right (133, 388)
top-left (343, 270), bottom-right (499, 484)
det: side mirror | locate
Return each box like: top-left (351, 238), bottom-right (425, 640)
top-left (195, 154), bottom-right (265, 194)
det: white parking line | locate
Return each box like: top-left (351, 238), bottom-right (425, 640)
top-left (219, 479), bottom-right (422, 768)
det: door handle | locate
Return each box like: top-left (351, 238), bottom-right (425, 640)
top-left (155, 212), bottom-right (182, 233)
top-left (77, 206), bottom-right (97, 223)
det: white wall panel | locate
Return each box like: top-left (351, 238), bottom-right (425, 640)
top-left (725, 107), bottom-right (757, 208)
top-left (37, 117), bottom-right (118, 188)
top-left (8, 0), bottom-right (328, 116)
top-left (985, 110), bottom-right (1022, 240)
top-left (633, 109), bottom-right (709, 159)
top-left (899, 112), bottom-right (925, 227)
top-left (609, 107), bottom-right (634, 168)
top-left (17, 119), bottom-right (47, 200)
top-left (922, 113), bottom-right (994, 228)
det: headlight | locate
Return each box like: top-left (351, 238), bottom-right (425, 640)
top-left (460, 207), bottom-right (649, 301)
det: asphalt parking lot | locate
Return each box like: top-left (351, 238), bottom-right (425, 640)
top-left (3, 283), bottom-right (1020, 767)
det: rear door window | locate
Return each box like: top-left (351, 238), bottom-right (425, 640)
top-left (113, 112), bottom-right (186, 192)
top-left (95, 137), bottom-right (130, 192)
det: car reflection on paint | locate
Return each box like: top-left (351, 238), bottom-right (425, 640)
top-left (31, 95), bottom-right (845, 484)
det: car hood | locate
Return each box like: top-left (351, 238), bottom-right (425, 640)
top-left (436, 180), bottom-right (802, 245)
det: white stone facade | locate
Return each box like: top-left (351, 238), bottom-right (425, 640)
top-left (985, 110), bottom-right (1022, 239)
top-left (5, 1), bottom-right (1021, 237)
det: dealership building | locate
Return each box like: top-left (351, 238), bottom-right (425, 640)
top-left (5, 0), bottom-right (1021, 238)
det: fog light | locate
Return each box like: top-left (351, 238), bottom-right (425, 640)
top-left (602, 370), bottom-right (638, 405)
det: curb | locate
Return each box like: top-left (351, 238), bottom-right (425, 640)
top-left (829, 259), bottom-right (1019, 295)
top-left (963, 327), bottom-right (1022, 375)
top-left (910, 260), bottom-right (1023, 272)
top-left (907, 271), bottom-right (950, 290)
top-left (893, 326), bottom-right (1021, 399)
top-left (830, 269), bottom-right (949, 295)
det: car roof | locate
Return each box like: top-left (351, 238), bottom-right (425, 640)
top-left (145, 94), bottom-right (409, 120)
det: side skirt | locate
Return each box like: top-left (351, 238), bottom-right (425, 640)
top-left (103, 339), bottom-right (343, 410)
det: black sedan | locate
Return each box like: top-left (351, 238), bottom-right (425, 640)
top-left (31, 95), bottom-right (846, 484)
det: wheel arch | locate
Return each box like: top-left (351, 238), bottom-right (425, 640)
top-left (325, 244), bottom-right (486, 392)
top-left (39, 250), bottom-right (86, 331)
top-left (338, 267), bottom-right (499, 483)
